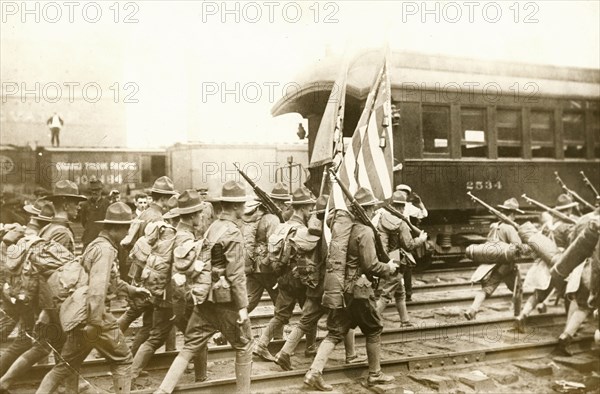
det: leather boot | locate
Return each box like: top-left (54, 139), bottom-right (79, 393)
top-left (553, 334), bottom-right (573, 357)
top-left (365, 340), bottom-right (394, 386)
top-left (304, 370), bottom-right (332, 392)
top-left (157, 355), bottom-right (190, 393)
top-left (253, 320), bottom-right (278, 361)
top-left (235, 351), bottom-right (252, 393)
top-left (131, 343), bottom-right (154, 379)
top-left (194, 347), bottom-right (208, 382)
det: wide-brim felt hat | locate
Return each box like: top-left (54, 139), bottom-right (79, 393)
top-left (43, 180), bottom-right (86, 202)
top-left (354, 187), bottom-right (380, 206)
top-left (149, 176), bottom-right (178, 195)
top-left (163, 209), bottom-right (180, 220)
top-left (218, 181), bottom-right (250, 202)
top-left (175, 190), bottom-right (204, 214)
top-left (269, 183), bottom-right (291, 200)
top-left (497, 197), bottom-right (524, 214)
top-left (34, 202), bottom-right (57, 222)
top-left (285, 187), bottom-right (317, 206)
top-left (391, 191), bottom-right (408, 205)
top-left (555, 193), bottom-right (578, 210)
top-left (24, 198), bottom-right (47, 215)
top-left (95, 202), bottom-right (134, 224)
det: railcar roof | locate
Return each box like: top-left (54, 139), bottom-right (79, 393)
top-left (272, 49), bottom-right (600, 117)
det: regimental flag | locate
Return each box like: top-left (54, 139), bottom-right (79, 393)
top-left (330, 54), bottom-right (394, 212)
top-left (309, 59), bottom-right (348, 168)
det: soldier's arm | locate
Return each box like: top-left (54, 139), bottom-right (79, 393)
top-left (224, 229), bottom-right (249, 309)
top-left (398, 222), bottom-right (424, 252)
top-left (50, 228), bottom-right (75, 253)
top-left (86, 245), bottom-right (113, 326)
top-left (358, 228), bottom-right (392, 278)
top-left (121, 219), bottom-right (141, 246)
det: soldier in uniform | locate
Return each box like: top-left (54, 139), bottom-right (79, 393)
top-left (274, 195), bottom-right (364, 371)
top-left (35, 202), bottom-right (151, 394)
top-left (118, 176), bottom-right (178, 356)
top-left (304, 188), bottom-right (398, 391)
top-left (80, 177), bottom-right (110, 251)
top-left (375, 191), bottom-right (427, 325)
top-left (244, 183), bottom-right (289, 312)
top-left (253, 187), bottom-right (317, 361)
top-left (464, 198), bottom-right (524, 321)
top-left (130, 190), bottom-right (207, 382)
top-left (514, 194), bottom-right (580, 331)
top-left (39, 180), bottom-right (87, 253)
top-left (155, 181), bottom-right (253, 394)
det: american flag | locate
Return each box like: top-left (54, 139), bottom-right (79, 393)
top-left (330, 55), bottom-right (394, 211)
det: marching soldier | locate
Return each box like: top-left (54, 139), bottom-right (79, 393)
top-left (375, 191), bottom-right (427, 325)
top-left (118, 176), bottom-right (178, 356)
top-left (253, 187), bottom-right (317, 361)
top-left (130, 190), bottom-right (207, 382)
top-left (304, 188), bottom-right (398, 391)
top-left (515, 194), bottom-right (580, 331)
top-left (274, 195), bottom-right (364, 371)
top-left (244, 183), bottom-right (289, 313)
top-left (35, 202), bottom-right (151, 394)
top-left (80, 177), bottom-right (110, 251)
top-left (39, 180), bottom-right (87, 253)
top-left (155, 181), bottom-right (253, 394)
top-left (465, 197), bottom-right (524, 321)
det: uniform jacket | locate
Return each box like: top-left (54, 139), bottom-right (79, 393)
top-left (172, 221), bottom-right (197, 294)
top-left (83, 232), bottom-right (137, 328)
top-left (38, 222), bottom-right (75, 253)
top-left (194, 211), bottom-right (248, 310)
top-left (80, 197), bottom-right (110, 248)
top-left (345, 221), bottom-right (393, 295)
top-left (254, 211), bottom-right (281, 272)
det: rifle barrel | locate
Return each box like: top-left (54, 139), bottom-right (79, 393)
top-left (521, 194), bottom-right (577, 225)
top-left (555, 171), bottom-right (595, 210)
top-left (467, 192), bottom-right (519, 228)
top-left (581, 171), bottom-right (600, 199)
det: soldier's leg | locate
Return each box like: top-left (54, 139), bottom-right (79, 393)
top-left (156, 305), bottom-right (216, 394)
top-left (131, 306), bottom-right (174, 379)
top-left (255, 287), bottom-right (296, 359)
top-left (0, 311), bottom-right (65, 390)
top-left (117, 302), bottom-right (145, 333)
top-left (304, 308), bottom-right (348, 391)
top-left (93, 324), bottom-right (133, 394)
top-left (466, 270), bottom-right (501, 320)
top-left (261, 274), bottom-right (283, 339)
top-left (130, 304), bottom-right (153, 356)
top-left (394, 278), bottom-right (412, 325)
top-left (0, 302), bottom-right (19, 342)
top-left (354, 297), bottom-right (394, 385)
top-left (36, 328), bottom-right (92, 394)
top-left (403, 268), bottom-right (413, 301)
top-left (175, 299), bottom-right (207, 382)
top-left (0, 309), bottom-right (34, 376)
top-left (376, 274), bottom-right (401, 313)
top-left (214, 303), bottom-right (253, 394)
top-left (246, 274), bottom-right (264, 313)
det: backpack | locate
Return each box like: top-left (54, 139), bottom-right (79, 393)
top-left (322, 210), bottom-right (354, 309)
top-left (138, 222), bottom-right (177, 300)
top-left (267, 223), bottom-right (298, 273)
top-left (4, 235), bottom-right (78, 307)
top-left (240, 209), bottom-right (262, 274)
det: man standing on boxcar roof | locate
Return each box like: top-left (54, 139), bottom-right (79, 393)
top-left (80, 176), bottom-right (110, 251)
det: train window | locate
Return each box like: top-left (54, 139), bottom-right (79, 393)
top-left (497, 109), bottom-right (522, 157)
top-left (562, 111), bottom-right (585, 158)
top-left (530, 110), bottom-right (555, 158)
top-left (422, 105), bottom-right (450, 154)
top-left (593, 111), bottom-right (600, 158)
top-left (460, 108), bottom-right (487, 157)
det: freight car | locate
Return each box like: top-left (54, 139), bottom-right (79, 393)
top-left (0, 145), bottom-right (167, 201)
top-left (271, 49), bottom-right (600, 266)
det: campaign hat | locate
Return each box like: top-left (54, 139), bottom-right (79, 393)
top-left (95, 202), bottom-right (134, 224)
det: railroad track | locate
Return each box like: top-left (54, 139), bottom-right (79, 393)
top-left (16, 303), bottom-right (570, 386)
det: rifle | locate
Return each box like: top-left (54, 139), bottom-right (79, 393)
top-left (467, 192), bottom-right (519, 228)
top-left (580, 171), bottom-right (600, 201)
top-left (554, 172), bottom-right (595, 211)
top-left (521, 194), bottom-right (577, 225)
top-left (382, 205), bottom-right (424, 237)
top-left (234, 163), bottom-right (285, 223)
top-left (328, 169), bottom-right (390, 266)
